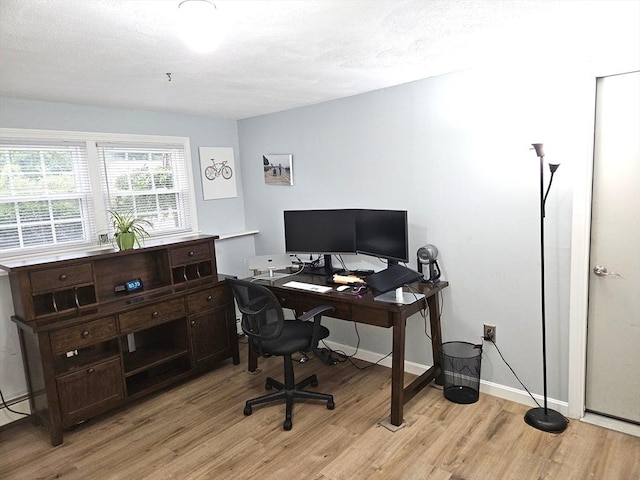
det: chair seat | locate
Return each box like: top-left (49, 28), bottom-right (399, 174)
top-left (261, 320), bottom-right (329, 356)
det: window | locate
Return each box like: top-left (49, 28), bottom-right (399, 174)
top-left (0, 129), bottom-right (198, 258)
top-left (97, 143), bottom-right (193, 237)
top-left (0, 141), bottom-right (93, 251)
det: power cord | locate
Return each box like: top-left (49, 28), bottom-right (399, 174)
top-left (482, 337), bottom-right (542, 409)
top-left (318, 324), bottom-right (394, 370)
top-left (405, 284), bottom-right (446, 341)
top-left (0, 388), bottom-right (29, 417)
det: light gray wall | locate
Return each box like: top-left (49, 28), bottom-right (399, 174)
top-left (0, 65), bottom-right (595, 406)
top-left (237, 66), bottom-right (595, 403)
top-left (0, 97), bottom-right (254, 401)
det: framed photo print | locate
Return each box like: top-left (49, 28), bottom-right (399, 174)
top-left (263, 154), bottom-right (293, 186)
top-left (199, 147), bottom-right (237, 200)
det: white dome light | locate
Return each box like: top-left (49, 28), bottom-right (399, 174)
top-left (177, 0), bottom-right (221, 54)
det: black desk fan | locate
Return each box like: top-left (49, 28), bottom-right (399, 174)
top-left (417, 244), bottom-right (441, 283)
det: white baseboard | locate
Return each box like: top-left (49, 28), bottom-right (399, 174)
top-left (323, 340), bottom-right (569, 417)
top-left (0, 398), bottom-right (31, 428)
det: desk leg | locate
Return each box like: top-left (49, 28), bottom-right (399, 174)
top-left (390, 315), bottom-right (407, 426)
top-left (427, 292), bottom-right (443, 385)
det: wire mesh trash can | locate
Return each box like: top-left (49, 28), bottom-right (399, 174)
top-left (441, 341), bottom-right (482, 404)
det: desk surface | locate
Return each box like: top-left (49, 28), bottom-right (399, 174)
top-left (253, 273), bottom-right (448, 324)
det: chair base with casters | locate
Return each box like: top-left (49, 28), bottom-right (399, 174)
top-left (243, 352), bottom-right (335, 430)
top-left (227, 278), bottom-right (336, 431)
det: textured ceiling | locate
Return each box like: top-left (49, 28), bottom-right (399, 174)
top-left (0, 0), bottom-right (638, 120)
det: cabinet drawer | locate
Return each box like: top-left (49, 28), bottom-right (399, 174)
top-left (352, 305), bottom-right (392, 327)
top-left (119, 298), bottom-right (186, 332)
top-left (186, 287), bottom-right (227, 314)
top-left (30, 263), bottom-right (93, 293)
top-left (57, 357), bottom-right (124, 422)
top-left (278, 290), bottom-right (350, 320)
top-left (169, 242), bottom-right (211, 265)
top-left (50, 316), bottom-right (118, 354)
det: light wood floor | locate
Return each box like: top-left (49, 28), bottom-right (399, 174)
top-left (2, 340), bottom-right (639, 480)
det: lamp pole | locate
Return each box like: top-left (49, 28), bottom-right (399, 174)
top-left (524, 143), bottom-right (568, 433)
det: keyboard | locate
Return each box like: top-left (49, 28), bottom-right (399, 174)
top-left (282, 281), bottom-right (332, 293)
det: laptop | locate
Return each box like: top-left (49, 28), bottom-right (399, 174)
top-left (245, 254), bottom-right (294, 280)
top-left (365, 264), bottom-right (425, 304)
top-left (365, 264), bottom-right (423, 294)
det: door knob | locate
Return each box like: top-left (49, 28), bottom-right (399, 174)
top-left (593, 265), bottom-right (621, 277)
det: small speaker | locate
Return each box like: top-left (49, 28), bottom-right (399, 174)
top-left (416, 244), bottom-right (441, 283)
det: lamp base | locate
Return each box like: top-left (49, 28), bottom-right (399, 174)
top-left (524, 407), bottom-right (568, 433)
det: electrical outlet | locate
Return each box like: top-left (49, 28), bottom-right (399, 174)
top-left (483, 324), bottom-right (496, 343)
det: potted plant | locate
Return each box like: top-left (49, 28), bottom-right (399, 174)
top-left (108, 209), bottom-right (153, 250)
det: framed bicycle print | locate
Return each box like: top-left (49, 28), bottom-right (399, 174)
top-left (263, 154), bottom-right (293, 186)
top-left (199, 147), bottom-right (237, 200)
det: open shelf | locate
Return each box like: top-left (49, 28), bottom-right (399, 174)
top-left (94, 249), bottom-right (171, 303)
top-left (53, 340), bottom-right (120, 376)
top-left (33, 284), bottom-right (97, 317)
top-left (123, 346), bottom-right (189, 377)
top-left (125, 356), bottom-right (191, 397)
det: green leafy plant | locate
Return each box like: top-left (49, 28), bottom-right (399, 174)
top-left (107, 209), bottom-right (153, 250)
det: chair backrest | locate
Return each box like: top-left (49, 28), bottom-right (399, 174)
top-left (227, 278), bottom-right (285, 356)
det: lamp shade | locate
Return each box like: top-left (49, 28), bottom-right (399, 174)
top-left (532, 143), bottom-right (545, 157)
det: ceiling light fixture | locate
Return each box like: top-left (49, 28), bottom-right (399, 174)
top-left (177, 0), bottom-right (221, 54)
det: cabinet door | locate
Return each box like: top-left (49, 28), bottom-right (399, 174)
top-left (189, 306), bottom-right (232, 365)
top-left (56, 357), bottom-right (125, 424)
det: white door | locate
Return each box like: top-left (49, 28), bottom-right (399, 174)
top-left (585, 71), bottom-right (640, 423)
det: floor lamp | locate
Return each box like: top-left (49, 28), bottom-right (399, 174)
top-left (524, 143), bottom-right (569, 433)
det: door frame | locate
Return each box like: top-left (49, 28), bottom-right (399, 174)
top-left (567, 72), bottom-right (640, 421)
top-left (567, 78), bottom-right (597, 420)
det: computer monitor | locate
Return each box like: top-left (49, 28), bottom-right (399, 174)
top-left (284, 209), bottom-right (357, 274)
top-left (355, 209), bottom-right (409, 265)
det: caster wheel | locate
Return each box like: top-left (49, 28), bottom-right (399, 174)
top-left (283, 420), bottom-right (292, 431)
top-left (327, 400), bottom-right (335, 410)
top-left (244, 405), bottom-right (252, 416)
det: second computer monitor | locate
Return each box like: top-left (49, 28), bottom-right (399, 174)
top-left (355, 209), bottom-right (409, 264)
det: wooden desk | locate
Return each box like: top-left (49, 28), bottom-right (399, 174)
top-left (249, 274), bottom-right (448, 427)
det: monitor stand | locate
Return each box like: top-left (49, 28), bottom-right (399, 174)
top-left (375, 287), bottom-right (425, 305)
top-left (305, 254), bottom-right (342, 276)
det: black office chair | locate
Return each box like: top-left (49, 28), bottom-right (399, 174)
top-left (228, 278), bottom-right (335, 430)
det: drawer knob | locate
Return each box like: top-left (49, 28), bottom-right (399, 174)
top-left (191, 320), bottom-right (196, 326)
top-left (87, 368), bottom-right (95, 374)
top-left (206, 295), bottom-right (212, 302)
top-left (152, 311), bottom-right (159, 318)
top-left (188, 251), bottom-right (195, 257)
top-left (81, 330), bottom-right (90, 338)
top-left (59, 274), bottom-right (68, 281)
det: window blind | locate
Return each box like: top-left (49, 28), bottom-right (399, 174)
top-left (0, 140), bottom-right (95, 253)
top-left (96, 142), bottom-right (193, 237)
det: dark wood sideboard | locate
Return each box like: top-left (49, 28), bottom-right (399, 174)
top-left (1, 235), bottom-right (239, 446)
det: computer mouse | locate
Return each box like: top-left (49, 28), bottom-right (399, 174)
top-left (336, 285), bottom-right (349, 292)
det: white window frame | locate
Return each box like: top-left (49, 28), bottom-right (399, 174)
top-left (0, 128), bottom-right (199, 264)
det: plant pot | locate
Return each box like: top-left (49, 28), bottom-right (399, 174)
top-left (116, 232), bottom-right (136, 250)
